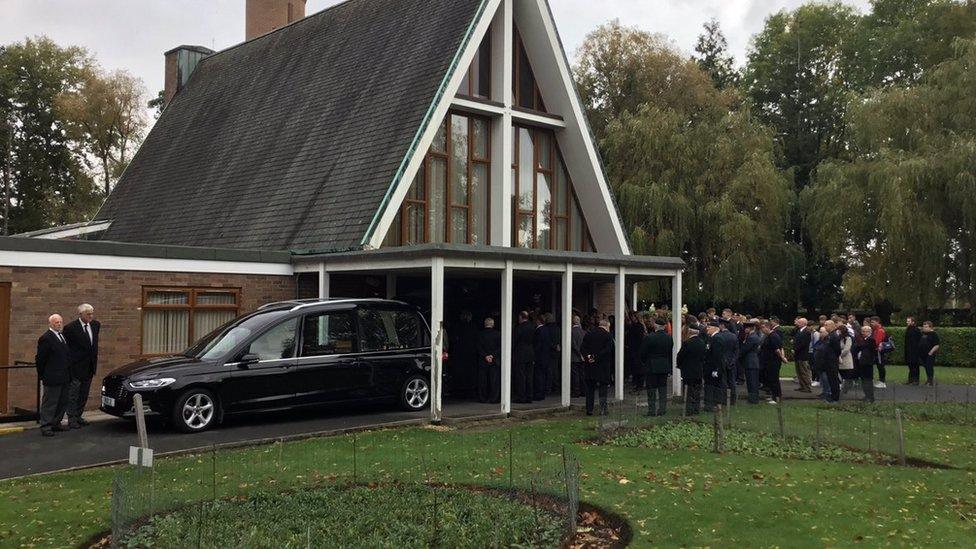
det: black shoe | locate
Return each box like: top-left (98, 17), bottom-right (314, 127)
top-left (51, 425), bottom-right (67, 432)
top-left (41, 429), bottom-right (55, 437)
top-left (76, 418), bottom-right (90, 426)
top-left (68, 422), bottom-right (82, 430)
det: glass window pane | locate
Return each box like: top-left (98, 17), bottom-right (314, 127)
top-left (471, 163), bottom-right (489, 245)
top-left (147, 291), bottom-right (188, 305)
top-left (518, 215), bottom-right (533, 248)
top-left (429, 157), bottom-right (447, 243)
top-left (555, 219), bottom-right (568, 251)
top-left (193, 310), bottom-right (236, 340)
top-left (246, 318), bottom-right (298, 361)
top-left (394, 311), bottom-right (423, 348)
top-left (472, 118), bottom-right (489, 159)
top-left (518, 128), bottom-right (534, 211)
top-left (537, 132), bottom-right (551, 170)
top-left (450, 115), bottom-right (469, 206)
top-left (405, 203), bottom-right (424, 245)
top-left (554, 163), bottom-right (568, 215)
top-left (536, 172), bottom-right (552, 249)
top-left (477, 37), bottom-right (491, 98)
top-left (142, 310), bottom-right (189, 354)
top-left (196, 292), bottom-right (237, 306)
top-left (571, 202), bottom-right (583, 251)
top-left (451, 208), bottom-right (468, 244)
top-left (459, 69), bottom-right (471, 97)
top-left (407, 163), bottom-right (425, 200)
top-left (301, 312), bottom-right (356, 356)
top-left (518, 40), bottom-right (535, 109)
top-left (358, 309), bottom-right (402, 352)
top-left (432, 119), bottom-right (447, 153)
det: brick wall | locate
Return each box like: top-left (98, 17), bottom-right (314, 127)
top-left (0, 267), bottom-right (295, 414)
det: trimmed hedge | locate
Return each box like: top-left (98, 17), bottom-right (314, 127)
top-left (777, 326), bottom-right (975, 368)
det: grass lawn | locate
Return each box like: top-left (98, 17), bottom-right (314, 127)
top-left (2, 405), bottom-right (976, 548)
top-left (882, 365), bottom-right (976, 386)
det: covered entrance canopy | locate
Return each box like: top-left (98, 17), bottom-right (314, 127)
top-left (293, 244), bottom-right (685, 421)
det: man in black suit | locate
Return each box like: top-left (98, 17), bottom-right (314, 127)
top-left (63, 303), bottom-right (100, 428)
top-left (580, 319), bottom-right (614, 416)
top-left (512, 311), bottom-right (536, 403)
top-left (35, 314), bottom-right (71, 436)
top-left (476, 317), bottom-right (502, 403)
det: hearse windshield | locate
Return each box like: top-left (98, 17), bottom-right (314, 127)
top-left (184, 310), bottom-right (292, 360)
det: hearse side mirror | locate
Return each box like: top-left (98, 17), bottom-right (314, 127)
top-left (237, 353), bottom-right (260, 368)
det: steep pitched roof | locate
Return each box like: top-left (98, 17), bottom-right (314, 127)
top-left (96, 0), bottom-right (485, 252)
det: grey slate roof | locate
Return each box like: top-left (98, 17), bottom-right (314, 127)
top-left (95, 0), bottom-right (485, 252)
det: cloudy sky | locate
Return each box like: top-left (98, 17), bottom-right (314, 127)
top-left (0, 0), bottom-right (871, 98)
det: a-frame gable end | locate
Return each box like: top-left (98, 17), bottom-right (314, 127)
top-left (513, 0), bottom-right (630, 255)
top-left (363, 0), bottom-right (500, 250)
top-left (366, 0), bottom-right (629, 255)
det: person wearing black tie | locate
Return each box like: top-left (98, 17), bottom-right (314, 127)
top-left (63, 303), bottom-right (100, 429)
top-left (35, 314), bottom-right (72, 436)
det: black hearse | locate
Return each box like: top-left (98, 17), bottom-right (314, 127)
top-left (100, 299), bottom-right (432, 432)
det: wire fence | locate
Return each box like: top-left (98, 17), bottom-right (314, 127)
top-left (596, 385), bottom-right (913, 466)
top-left (109, 429), bottom-right (580, 548)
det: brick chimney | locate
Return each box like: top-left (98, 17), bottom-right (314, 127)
top-left (163, 45), bottom-right (214, 107)
top-left (246, 0), bottom-right (307, 40)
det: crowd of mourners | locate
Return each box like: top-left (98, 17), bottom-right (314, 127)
top-left (449, 305), bottom-right (943, 418)
top-left (664, 310), bottom-right (943, 415)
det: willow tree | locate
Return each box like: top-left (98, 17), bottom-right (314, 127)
top-left (804, 38), bottom-right (976, 314)
top-left (577, 24), bottom-right (801, 309)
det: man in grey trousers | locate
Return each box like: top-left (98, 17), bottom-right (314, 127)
top-left (35, 314), bottom-right (71, 436)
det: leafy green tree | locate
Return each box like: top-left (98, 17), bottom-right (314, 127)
top-left (804, 38), bottom-right (976, 315)
top-left (574, 21), bottom-right (714, 156)
top-left (579, 25), bottom-right (802, 309)
top-left (694, 19), bottom-right (739, 90)
top-left (845, 0), bottom-right (976, 88)
top-left (0, 37), bottom-right (101, 234)
top-left (58, 68), bottom-right (148, 195)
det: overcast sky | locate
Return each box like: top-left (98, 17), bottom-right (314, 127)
top-left (0, 0), bottom-right (871, 99)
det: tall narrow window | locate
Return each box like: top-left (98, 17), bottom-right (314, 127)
top-left (513, 29), bottom-right (546, 112)
top-left (459, 28), bottom-right (492, 99)
top-left (512, 125), bottom-right (593, 252)
top-left (395, 113), bottom-right (491, 246)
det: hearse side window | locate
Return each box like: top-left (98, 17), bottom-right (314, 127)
top-left (245, 318), bottom-right (298, 361)
top-left (359, 309), bottom-right (424, 351)
top-left (301, 311), bottom-right (357, 356)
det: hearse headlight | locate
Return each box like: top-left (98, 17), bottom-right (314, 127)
top-left (127, 378), bottom-right (176, 390)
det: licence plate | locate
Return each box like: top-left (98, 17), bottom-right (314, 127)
top-left (102, 396), bottom-right (116, 408)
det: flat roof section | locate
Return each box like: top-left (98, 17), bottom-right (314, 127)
top-left (292, 243), bottom-right (685, 272)
top-left (0, 237), bottom-right (292, 264)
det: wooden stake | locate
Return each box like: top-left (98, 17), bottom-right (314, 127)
top-left (895, 408), bottom-right (906, 466)
top-left (133, 393), bottom-right (149, 450)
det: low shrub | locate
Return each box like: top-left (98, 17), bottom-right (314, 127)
top-left (117, 484), bottom-right (566, 549)
top-left (608, 421), bottom-right (878, 463)
top-left (778, 326), bottom-right (975, 368)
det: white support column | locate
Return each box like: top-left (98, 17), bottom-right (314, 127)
top-left (491, 0), bottom-right (513, 246)
top-left (560, 264), bottom-right (573, 407)
top-left (500, 260), bottom-right (514, 414)
top-left (614, 266), bottom-right (625, 401)
top-left (671, 272), bottom-right (683, 397)
top-left (386, 273), bottom-right (397, 299)
top-left (430, 258), bottom-right (445, 422)
top-left (318, 262), bottom-right (329, 298)
top-left (630, 281), bottom-right (638, 311)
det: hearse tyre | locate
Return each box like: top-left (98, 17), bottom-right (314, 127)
top-left (400, 374), bottom-right (430, 411)
top-left (172, 387), bottom-right (219, 433)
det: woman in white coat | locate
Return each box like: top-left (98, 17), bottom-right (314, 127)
top-left (838, 327), bottom-right (855, 394)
